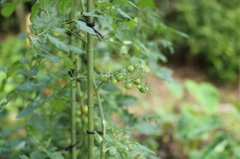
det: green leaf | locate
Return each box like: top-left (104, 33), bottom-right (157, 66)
top-left (44, 55), bottom-right (60, 63)
top-left (116, 95), bottom-right (138, 106)
top-left (26, 66), bottom-right (39, 76)
top-left (82, 12), bottom-right (106, 18)
top-left (17, 100), bottom-right (42, 118)
top-left (26, 125), bottom-right (42, 141)
top-left (19, 155), bottom-right (29, 159)
top-left (138, 0), bottom-right (155, 9)
top-left (156, 67), bottom-right (175, 82)
top-left (45, 34), bottom-right (70, 52)
top-left (30, 1), bottom-right (40, 22)
top-left (57, 0), bottom-right (71, 15)
top-left (115, 24), bottom-right (133, 41)
top-left (200, 134), bottom-right (228, 159)
top-left (68, 45), bottom-right (84, 54)
top-left (17, 80), bottom-right (36, 91)
top-left (62, 58), bottom-right (74, 69)
top-left (118, 9), bottom-right (132, 20)
top-left (108, 147), bottom-right (117, 156)
top-left (95, 132), bottom-right (103, 143)
top-left (51, 99), bottom-right (67, 112)
top-left (134, 121), bottom-right (160, 135)
top-left (165, 82), bottom-right (184, 100)
top-left (45, 150), bottom-right (64, 159)
top-left (185, 80), bottom-right (219, 113)
top-left (0, 95), bottom-right (12, 109)
top-left (1, 2), bottom-right (19, 17)
top-left (168, 27), bottom-right (189, 38)
top-left (6, 61), bottom-right (20, 78)
top-left (39, 0), bottom-right (52, 10)
top-left (137, 144), bottom-right (156, 155)
top-left (76, 21), bottom-right (96, 35)
top-left (126, 1), bottom-right (139, 10)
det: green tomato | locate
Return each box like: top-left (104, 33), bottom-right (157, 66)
top-left (110, 77), bottom-right (118, 84)
top-left (99, 74), bottom-right (108, 81)
top-left (127, 65), bottom-right (135, 73)
top-left (124, 81), bottom-right (133, 89)
top-left (139, 85), bottom-right (149, 93)
top-left (115, 73), bottom-right (124, 81)
top-left (136, 84), bottom-right (142, 89)
top-left (133, 78), bottom-right (142, 85)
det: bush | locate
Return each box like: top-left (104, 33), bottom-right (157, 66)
top-left (160, 0), bottom-right (240, 82)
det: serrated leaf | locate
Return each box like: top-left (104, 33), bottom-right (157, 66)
top-left (39, 0), bottom-right (52, 10)
top-left (30, 1), bottom-right (40, 22)
top-left (26, 125), bottom-right (42, 141)
top-left (115, 24), bottom-right (133, 41)
top-left (17, 80), bottom-right (36, 91)
top-left (17, 100), bottom-right (42, 118)
top-left (51, 100), bottom-right (67, 112)
top-left (118, 9), bottom-right (132, 20)
top-left (16, 81), bottom-right (35, 91)
top-left (1, 2), bottom-right (18, 17)
top-left (108, 147), bottom-right (117, 156)
top-left (58, 0), bottom-right (71, 14)
top-left (46, 34), bottom-right (69, 52)
top-left (76, 21), bottom-right (96, 35)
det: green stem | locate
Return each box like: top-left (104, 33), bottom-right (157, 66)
top-left (87, 0), bottom-right (94, 158)
top-left (70, 1), bottom-right (77, 159)
top-left (93, 79), bottom-right (106, 159)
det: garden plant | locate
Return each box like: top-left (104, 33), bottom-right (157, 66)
top-left (0, 0), bottom-right (173, 159)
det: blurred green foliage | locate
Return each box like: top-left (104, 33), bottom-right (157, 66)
top-left (160, 0), bottom-right (240, 82)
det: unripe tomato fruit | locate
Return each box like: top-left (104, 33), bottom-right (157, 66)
top-left (115, 73), bottom-right (124, 81)
top-left (139, 85), bottom-right (149, 93)
top-left (81, 105), bottom-right (88, 115)
top-left (133, 78), bottom-right (142, 85)
top-left (124, 81), bottom-right (133, 89)
top-left (110, 77), bottom-right (118, 84)
top-left (136, 84), bottom-right (142, 89)
top-left (99, 74), bottom-right (108, 81)
top-left (127, 65), bottom-right (135, 73)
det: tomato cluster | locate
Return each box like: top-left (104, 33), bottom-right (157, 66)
top-left (98, 64), bottom-right (149, 93)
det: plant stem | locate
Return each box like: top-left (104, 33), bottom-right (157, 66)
top-left (87, 0), bottom-right (95, 158)
top-left (94, 79), bottom-right (106, 159)
top-left (70, 1), bottom-right (77, 159)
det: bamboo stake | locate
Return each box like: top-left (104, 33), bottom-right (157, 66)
top-left (87, 0), bottom-right (95, 158)
top-left (70, 1), bottom-right (77, 159)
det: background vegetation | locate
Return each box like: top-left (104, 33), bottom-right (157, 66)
top-left (0, 0), bottom-right (239, 159)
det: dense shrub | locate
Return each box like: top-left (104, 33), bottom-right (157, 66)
top-left (159, 0), bottom-right (240, 82)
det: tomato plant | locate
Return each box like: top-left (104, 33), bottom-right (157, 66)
top-left (0, 0), bottom-right (175, 159)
